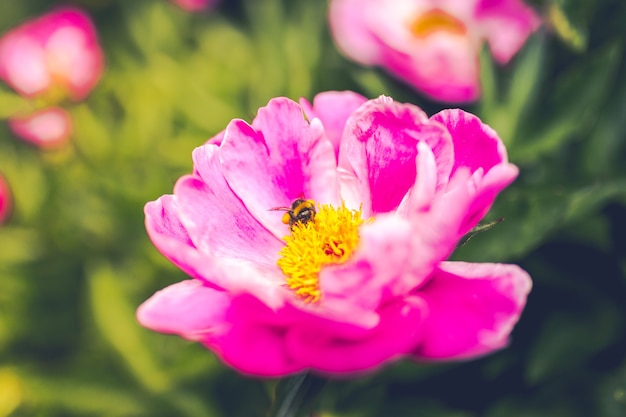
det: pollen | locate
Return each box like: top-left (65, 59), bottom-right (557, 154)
top-left (277, 203), bottom-right (364, 303)
top-left (409, 9), bottom-right (467, 38)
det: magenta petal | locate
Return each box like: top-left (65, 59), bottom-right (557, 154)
top-left (175, 144), bottom-right (283, 266)
top-left (299, 91), bottom-right (368, 157)
top-left (285, 296), bottom-right (427, 374)
top-left (137, 280), bottom-right (231, 341)
top-left (476, 0), bottom-right (541, 64)
top-left (220, 98), bottom-right (340, 237)
top-left (414, 261), bottom-right (531, 360)
top-left (8, 107), bottom-right (72, 147)
top-left (0, 175), bottom-right (11, 224)
top-left (340, 96), bottom-right (453, 214)
top-left (431, 109), bottom-right (508, 175)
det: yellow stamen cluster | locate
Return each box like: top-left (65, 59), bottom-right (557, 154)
top-left (409, 9), bottom-right (467, 38)
top-left (277, 203), bottom-right (364, 303)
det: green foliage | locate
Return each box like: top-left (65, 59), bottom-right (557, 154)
top-left (0, 0), bottom-right (625, 416)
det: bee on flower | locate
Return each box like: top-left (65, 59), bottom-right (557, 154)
top-left (138, 91), bottom-right (531, 377)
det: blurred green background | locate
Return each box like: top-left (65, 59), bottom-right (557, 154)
top-left (0, 0), bottom-right (625, 416)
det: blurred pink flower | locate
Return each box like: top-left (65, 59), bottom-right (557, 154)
top-left (0, 7), bottom-right (104, 102)
top-left (329, 0), bottom-right (540, 103)
top-left (0, 174), bottom-right (11, 224)
top-left (170, 0), bottom-right (218, 12)
top-left (138, 91), bottom-right (531, 377)
top-left (8, 107), bottom-right (72, 148)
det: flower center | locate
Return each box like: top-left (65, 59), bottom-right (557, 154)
top-left (277, 203), bottom-right (364, 303)
top-left (409, 9), bottom-right (467, 38)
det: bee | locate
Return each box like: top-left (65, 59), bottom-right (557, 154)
top-left (271, 198), bottom-right (316, 229)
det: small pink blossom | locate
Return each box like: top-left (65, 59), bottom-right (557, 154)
top-left (329, 0), bottom-right (540, 103)
top-left (170, 0), bottom-right (218, 12)
top-left (0, 174), bottom-right (11, 224)
top-left (0, 7), bottom-right (104, 102)
top-left (8, 107), bottom-right (72, 148)
top-left (138, 91), bottom-right (531, 377)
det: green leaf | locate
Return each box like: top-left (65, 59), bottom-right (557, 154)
top-left (87, 261), bottom-right (170, 394)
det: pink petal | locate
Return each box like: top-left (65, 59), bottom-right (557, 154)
top-left (414, 261), bottom-right (531, 359)
top-left (321, 214), bottom-right (428, 309)
top-left (431, 109), bottom-right (509, 175)
top-left (0, 174), bottom-right (11, 224)
top-left (137, 279), bottom-right (232, 341)
top-left (219, 98), bottom-right (340, 238)
top-left (328, 0), bottom-right (384, 65)
top-left (0, 35), bottom-right (50, 96)
top-left (339, 96), bottom-right (453, 214)
top-left (476, 0), bottom-right (541, 64)
top-left (170, 0), bottom-right (218, 12)
top-left (8, 107), bottom-right (72, 147)
top-left (174, 144), bottom-right (284, 267)
top-left (145, 194), bottom-right (288, 309)
top-left (431, 109), bottom-right (518, 234)
top-left (137, 280), bottom-right (299, 376)
top-left (299, 91), bottom-right (368, 157)
top-left (285, 296), bottom-right (427, 374)
top-left (385, 33), bottom-right (481, 103)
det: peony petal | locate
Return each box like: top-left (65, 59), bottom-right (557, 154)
top-left (385, 33), bottom-right (482, 103)
top-left (285, 296), bottom-right (427, 374)
top-left (299, 91), bottom-right (368, 157)
top-left (431, 109), bottom-right (508, 175)
top-left (328, 0), bottom-right (384, 65)
top-left (0, 174), bottom-right (11, 224)
top-left (176, 144), bottom-right (283, 267)
top-left (8, 107), bottom-right (72, 147)
top-left (0, 35), bottom-right (50, 96)
top-left (138, 282), bottom-right (302, 376)
top-left (145, 194), bottom-right (288, 309)
top-left (137, 279), bottom-right (232, 341)
top-left (414, 261), bottom-right (531, 359)
top-left (340, 96), bottom-right (453, 214)
top-left (220, 98), bottom-right (340, 238)
top-left (476, 0), bottom-right (541, 64)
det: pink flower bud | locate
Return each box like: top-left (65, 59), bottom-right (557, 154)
top-left (0, 7), bottom-right (104, 102)
top-left (8, 107), bottom-right (72, 148)
top-left (0, 174), bottom-right (11, 224)
top-left (170, 0), bottom-right (218, 12)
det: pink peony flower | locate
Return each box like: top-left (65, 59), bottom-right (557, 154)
top-left (170, 0), bottom-right (218, 12)
top-left (138, 91), bottom-right (531, 377)
top-left (8, 107), bottom-right (72, 148)
top-left (329, 0), bottom-right (540, 103)
top-left (0, 7), bottom-right (104, 102)
top-left (0, 174), bottom-right (11, 224)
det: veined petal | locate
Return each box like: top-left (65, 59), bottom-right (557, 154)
top-left (414, 261), bottom-right (531, 359)
top-left (177, 144), bottom-right (283, 267)
top-left (145, 194), bottom-right (287, 309)
top-left (431, 109), bottom-right (509, 175)
top-left (339, 96), bottom-right (453, 214)
top-left (220, 98), bottom-right (340, 238)
top-left (299, 90), bottom-right (368, 157)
